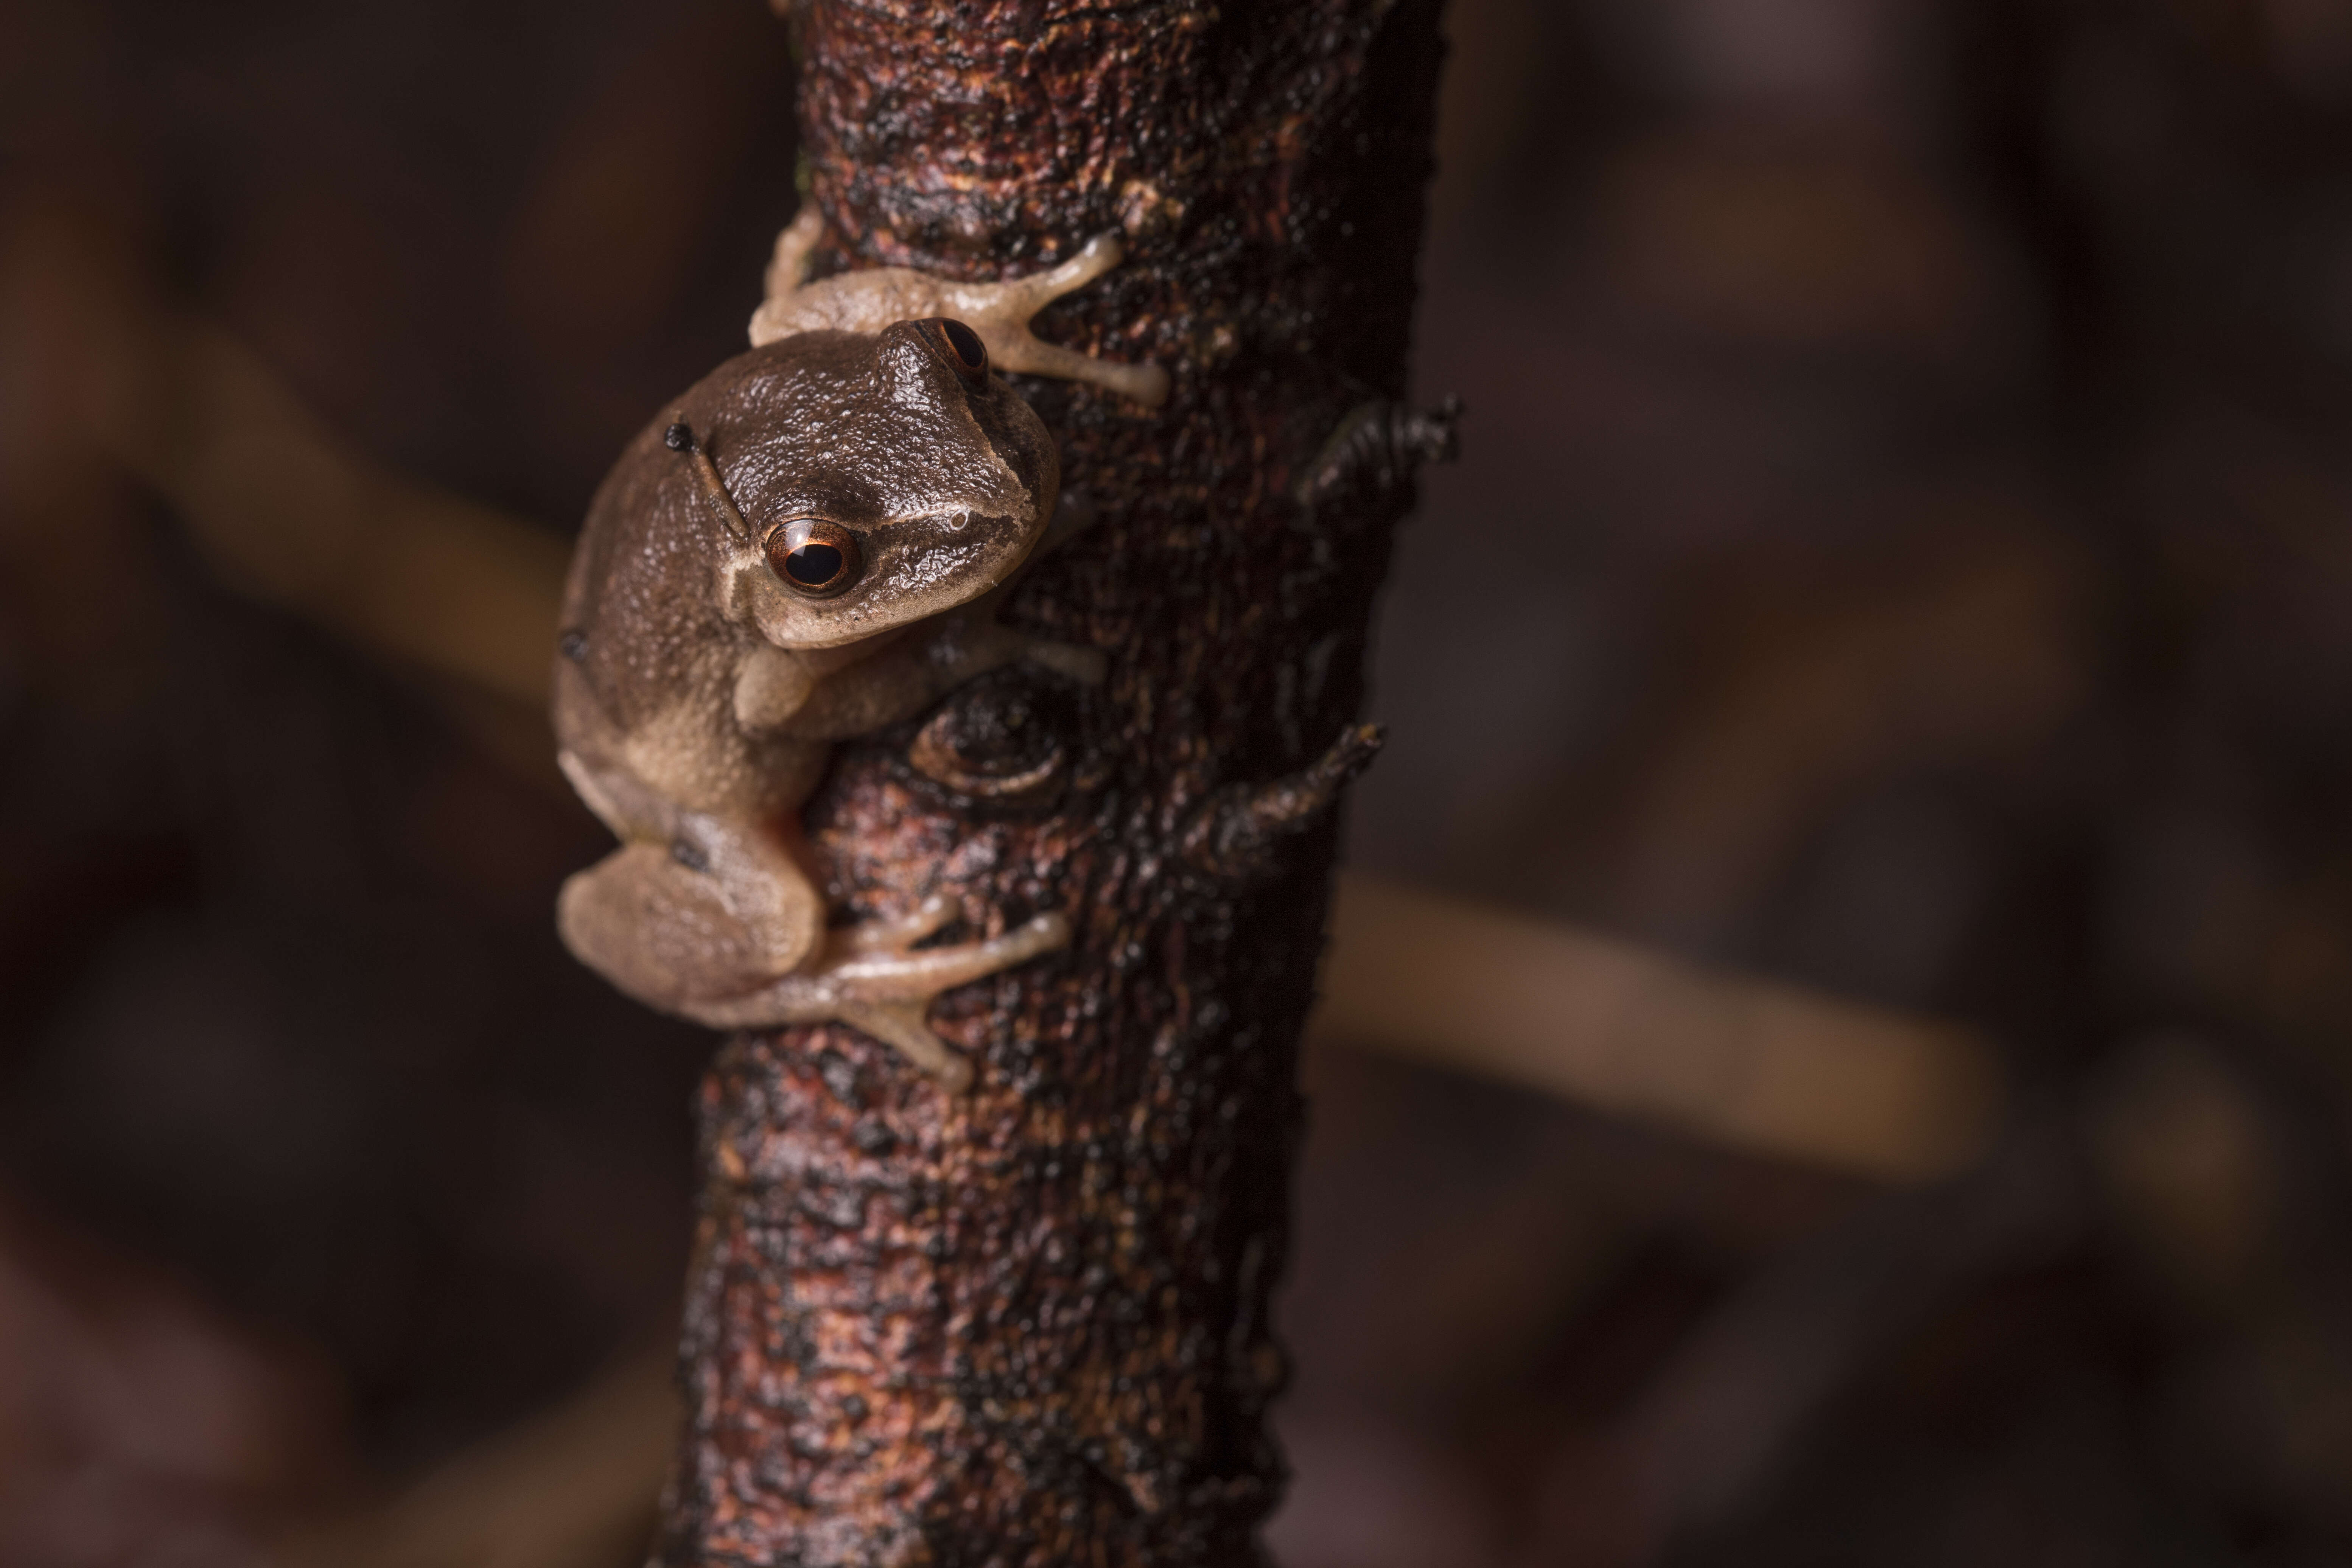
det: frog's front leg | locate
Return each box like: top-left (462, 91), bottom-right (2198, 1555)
top-left (749, 208), bottom-right (1169, 407)
top-left (746, 593), bottom-right (1104, 742)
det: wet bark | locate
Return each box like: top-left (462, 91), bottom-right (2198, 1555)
top-left (660, 4), bottom-right (1446, 1564)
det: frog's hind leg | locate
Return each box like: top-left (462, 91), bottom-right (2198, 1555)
top-left (556, 831), bottom-right (822, 1014)
top-left (837, 893), bottom-right (957, 952)
top-left (831, 911), bottom-right (1070, 1092)
top-left (839, 1004), bottom-right (973, 1093)
top-left (556, 790), bottom-right (827, 1020)
top-left (692, 906), bottom-right (1070, 1091)
top-left (824, 911), bottom-right (1068, 1000)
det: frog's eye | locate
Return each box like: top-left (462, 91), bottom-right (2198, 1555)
top-left (764, 518), bottom-right (863, 597)
top-left (925, 317), bottom-right (990, 385)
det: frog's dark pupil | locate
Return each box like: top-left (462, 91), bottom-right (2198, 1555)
top-left (941, 319), bottom-right (985, 370)
top-left (785, 542), bottom-right (845, 586)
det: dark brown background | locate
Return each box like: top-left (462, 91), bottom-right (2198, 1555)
top-left (8, 0), bottom-right (2352, 1564)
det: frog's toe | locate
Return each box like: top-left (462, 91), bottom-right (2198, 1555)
top-left (840, 894), bottom-right (959, 954)
top-left (821, 912), bottom-right (1070, 1089)
top-left (839, 1002), bottom-right (972, 1093)
top-left (833, 912), bottom-right (1069, 999)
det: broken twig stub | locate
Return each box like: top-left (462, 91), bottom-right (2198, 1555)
top-left (663, 3), bottom-right (1445, 1563)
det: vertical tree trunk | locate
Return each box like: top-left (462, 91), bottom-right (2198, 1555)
top-left (661, 4), bottom-right (1445, 1564)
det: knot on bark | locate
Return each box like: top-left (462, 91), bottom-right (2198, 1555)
top-left (1294, 395), bottom-right (1464, 514)
top-left (1181, 723), bottom-right (1386, 882)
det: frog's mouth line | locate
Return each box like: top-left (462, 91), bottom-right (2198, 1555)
top-left (742, 505), bottom-right (1042, 653)
top-left (790, 619), bottom-right (916, 676)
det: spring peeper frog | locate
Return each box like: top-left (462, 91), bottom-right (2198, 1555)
top-left (555, 221), bottom-right (1158, 1090)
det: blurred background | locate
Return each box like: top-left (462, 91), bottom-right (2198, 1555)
top-left (6, 0), bottom-right (2352, 1563)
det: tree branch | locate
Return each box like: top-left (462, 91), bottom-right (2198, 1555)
top-left (660, 5), bottom-right (1445, 1563)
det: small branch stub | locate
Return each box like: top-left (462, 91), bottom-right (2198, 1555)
top-left (1182, 724), bottom-right (1388, 883)
top-left (1294, 395), bottom-right (1464, 515)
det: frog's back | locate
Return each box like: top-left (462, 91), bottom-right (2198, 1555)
top-left (557, 416), bottom-right (743, 744)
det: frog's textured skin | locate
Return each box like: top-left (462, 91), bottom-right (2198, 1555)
top-left (554, 280), bottom-right (1123, 1091)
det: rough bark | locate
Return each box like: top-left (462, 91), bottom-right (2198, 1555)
top-left (661, 4), bottom-right (1445, 1565)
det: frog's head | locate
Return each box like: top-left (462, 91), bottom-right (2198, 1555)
top-left (677, 317), bottom-right (1061, 651)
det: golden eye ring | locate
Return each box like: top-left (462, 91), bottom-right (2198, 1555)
top-left (925, 317), bottom-right (991, 386)
top-left (764, 518), bottom-right (862, 597)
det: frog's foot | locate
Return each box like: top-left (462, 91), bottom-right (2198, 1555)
top-left (836, 1005), bottom-right (975, 1092)
top-left (691, 898), bottom-right (1072, 1092)
top-left (941, 234), bottom-right (1171, 409)
top-left (837, 891), bottom-right (963, 953)
top-left (750, 208), bottom-right (1168, 408)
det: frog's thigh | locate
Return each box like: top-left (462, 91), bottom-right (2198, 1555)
top-left (557, 837), bottom-right (823, 1011)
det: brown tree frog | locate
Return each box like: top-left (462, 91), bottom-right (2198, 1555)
top-left (554, 217), bottom-right (1159, 1090)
